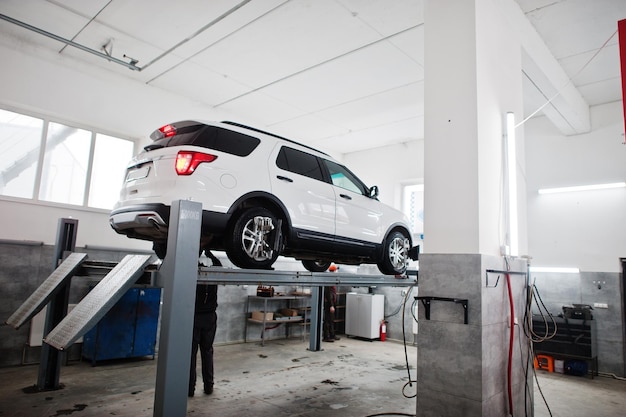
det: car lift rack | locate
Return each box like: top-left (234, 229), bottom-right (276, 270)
top-left (5, 200), bottom-right (417, 417)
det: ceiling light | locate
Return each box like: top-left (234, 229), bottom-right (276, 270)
top-left (505, 112), bottom-right (518, 257)
top-left (538, 182), bottom-right (626, 194)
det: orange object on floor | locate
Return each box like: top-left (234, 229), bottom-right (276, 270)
top-left (534, 354), bottom-right (554, 372)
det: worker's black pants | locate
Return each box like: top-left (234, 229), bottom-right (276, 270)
top-left (189, 311), bottom-right (217, 392)
top-left (323, 308), bottom-right (336, 340)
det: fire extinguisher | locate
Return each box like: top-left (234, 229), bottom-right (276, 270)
top-left (380, 320), bottom-right (387, 342)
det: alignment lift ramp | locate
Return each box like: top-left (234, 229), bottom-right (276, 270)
top-left (5, 200), bottom-right (417, 417)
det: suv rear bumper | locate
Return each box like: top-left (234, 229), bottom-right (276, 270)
top-left (110, 203), bottom-right (231, 241)
top-left (109, 204), bottom-right (170, 241)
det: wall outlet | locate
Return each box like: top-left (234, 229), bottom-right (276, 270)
top-left (593, 302), bottom-right (608, 309)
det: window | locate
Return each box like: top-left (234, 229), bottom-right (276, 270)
top-left (323, 159), bottom-right (367, 195)
top-left (192, 126), bottom-right (259, 156)
top-left (88, 134), bottom-right (134, 209)
top-left (0, 109), bottom-right (43, 199)
top-left (39, 122), bottom-right (91, 205)
top-left (276, 147), bottom-right (324, 181)
top-left (403, 183), bottom-right (424, 238)
top-left (0, 107), bottom-right (134, 210)
top-left (150, 123), bottom-right (260, 157)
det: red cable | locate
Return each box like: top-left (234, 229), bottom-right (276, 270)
top-left (506, 273), bottom-right (515, 415)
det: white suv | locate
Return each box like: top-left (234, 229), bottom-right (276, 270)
top-left (109, 121), bottom-right (418, 275)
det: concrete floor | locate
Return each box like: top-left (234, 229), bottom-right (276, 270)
top-left (0, 337), bottom-right (624, 417)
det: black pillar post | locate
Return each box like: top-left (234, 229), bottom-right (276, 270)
top-left (37, 218), bottom-right (78, 391)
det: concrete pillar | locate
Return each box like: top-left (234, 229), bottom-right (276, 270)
top-left (418, 0), bottom-right (529, 415)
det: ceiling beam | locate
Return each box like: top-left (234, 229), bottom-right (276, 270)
top-left (506, 0), bottom-right (591, 135)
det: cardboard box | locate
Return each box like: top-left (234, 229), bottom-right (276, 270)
top-left (280, 308), bottom-right (299, 317)
top-left (251, 311), bottom-right (274, 321)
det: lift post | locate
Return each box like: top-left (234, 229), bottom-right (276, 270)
top-left (37, 218), bottom-right (77, 391)
top-left (309, 286), bottom-right (324, 351)
top-left (153, 200), bottom-right (202, 417)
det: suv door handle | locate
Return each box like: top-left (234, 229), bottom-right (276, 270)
top-left (277, 175), bottom-right (293, 183)
top-left (339, 194), bottom-right (352, 200)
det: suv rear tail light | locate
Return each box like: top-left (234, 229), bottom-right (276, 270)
top-left (175, 151), bottom-right (217, 175)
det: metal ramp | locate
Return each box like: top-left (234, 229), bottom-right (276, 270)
top-left (5, 252), bottom-right (88, 330)
top-left (44, 254), bottom-right (154, 350)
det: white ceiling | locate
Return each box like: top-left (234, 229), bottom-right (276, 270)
top-left (0, 0), bottom-right (624, 154)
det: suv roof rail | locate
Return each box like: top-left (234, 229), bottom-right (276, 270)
top-left (221, 121), bottom-right (329, 156)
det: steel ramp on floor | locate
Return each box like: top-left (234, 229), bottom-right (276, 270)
top-left (44, 254), bottom-right (154, 351)
top-left (5, 252), bottom-right (88, 330)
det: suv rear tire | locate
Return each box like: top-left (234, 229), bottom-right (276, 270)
top-left (225, 207), bottom-right (282, 270)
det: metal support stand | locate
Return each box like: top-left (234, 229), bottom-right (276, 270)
top-left (153, 200), bottom-right (202, 417)
top-left (308, 286), bottom-right (324, 351)
top-left (37, 218), bottom-right (78, 391)
top-left (416, 296), bottom-right (469, 325)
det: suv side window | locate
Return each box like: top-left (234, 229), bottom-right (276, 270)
top-left (276, 146), bottom-right (324, 181)
top-left (323, 159), bottom-right (369, 195)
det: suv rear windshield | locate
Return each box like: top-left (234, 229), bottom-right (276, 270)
top-left (147, 123), bottom-right (260, 157)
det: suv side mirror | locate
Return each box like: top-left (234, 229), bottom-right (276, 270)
top-left (369, 185), bottom-right (379, 199)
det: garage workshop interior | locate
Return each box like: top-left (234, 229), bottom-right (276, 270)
top-left (1, 1), bottom-right (626, 417)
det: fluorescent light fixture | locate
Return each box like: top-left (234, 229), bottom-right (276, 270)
top-left (538, 182), bottom-right (626, 194)
top-left (528, 266), bottom-right (580, 273)
top-left (505, 112), bottom-right (518, 256)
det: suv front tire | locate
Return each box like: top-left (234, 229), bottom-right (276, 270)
top-left (377, 230), bottom-right (410, 275)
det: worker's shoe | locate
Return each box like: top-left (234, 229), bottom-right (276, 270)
top-left (188, 387), bottom-right (194, 397)
top-left (204, 384), bottom-right (213, 395)
top-left (322, 338), bottom-right (334, 342)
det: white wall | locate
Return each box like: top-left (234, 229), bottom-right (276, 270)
top-left (342, 140), bottom-right (424, 210)
top-left (525, 101), bottom-right (626, 272)
top-left (0, 198), bottom-right (152, 250)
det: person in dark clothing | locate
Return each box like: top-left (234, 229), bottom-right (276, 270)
top-left (323, 285), bottom-right (340, 342)
top-left (189, 283), bottom-right (217, 396)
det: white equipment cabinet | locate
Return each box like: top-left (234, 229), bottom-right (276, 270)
top-left (345, 293), bottom-right (384, 339)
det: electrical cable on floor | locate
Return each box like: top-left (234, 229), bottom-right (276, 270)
top-left (365, 413), bottom-right (416, 417)
top-left (524, 282), bottom-right (558, 343)
top-left (385, 286), bottom-right (415, 319)
top-left (400, 283), bottom-right (417, 399)
top-left (516, 323), bottom-right (532, 417)
top-left (505, 268), bottom-right (515, 416)
top-left (531, 350), bottom-right (554, 417)
top-left (410, 297), bottom-right (418, 323)
top-left (521, 275), bottom-right (554, 416)
top-left (597, 372), bottom-right (626, 381)
top-left (364, 285), bottom-right (418, 417)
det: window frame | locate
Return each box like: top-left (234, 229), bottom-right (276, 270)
top-left (0, 105), bottom-right (136, 212)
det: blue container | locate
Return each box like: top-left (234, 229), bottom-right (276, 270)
top-left (564, 359), bottom-right (588, 376)
top-left (82, 287), bottom-right (161, 365)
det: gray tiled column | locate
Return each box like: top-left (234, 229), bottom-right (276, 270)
top-left (416, 254), bottom-right (531, 417)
